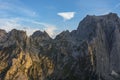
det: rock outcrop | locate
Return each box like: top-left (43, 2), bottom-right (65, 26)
top-left (0, 13), bottom-right (120, 80)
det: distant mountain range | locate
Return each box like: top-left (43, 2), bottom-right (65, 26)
top-left (0, 13), bottom-right (120, 80)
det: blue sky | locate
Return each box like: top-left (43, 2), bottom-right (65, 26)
top-left (0, 0), bottom-right (120, 37)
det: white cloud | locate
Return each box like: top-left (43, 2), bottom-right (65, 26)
top-left (24, 27), bottom-right (40, 36)
top-left (0, 1), bottom-right (58, 38)
top-left (44, 24), bottom-right (57, 38)
top-left (22, 20), bottom-right (58, 37)
top-left (0, 18), bottom-right (21, 31)
top-left (57, 12), bottom-right (75, 21)
top-left (0, 18), bottom-right (58, 38)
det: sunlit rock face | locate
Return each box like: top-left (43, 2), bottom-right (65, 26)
top-left (0, 13), bottom-right (120, 80)
top-left (0, 29), bottom-right (54, 80)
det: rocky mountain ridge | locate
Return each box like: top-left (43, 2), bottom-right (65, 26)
top-left (0, 13), bottom-right (120, 80)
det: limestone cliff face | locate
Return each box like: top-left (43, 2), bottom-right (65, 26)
top-left (0, 29), bottom-right (54, 80)
top-left (0, 13), bottom-right (120, 80)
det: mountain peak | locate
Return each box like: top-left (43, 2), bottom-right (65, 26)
top-left (105, 12), bottom-right (118, 17)
top-left (32, 30), bottom-right (50, 37)
top-left (85, 12), bottom-right (119, 20)
top-left (31, 30), bottom-right (51, 41)
top-left (100, 12), bottom-right (119, 21)
top-left (1, 13), bottom-right (120, 80)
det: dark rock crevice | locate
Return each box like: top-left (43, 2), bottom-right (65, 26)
top-left (0, 13), bottom-right (120, 80)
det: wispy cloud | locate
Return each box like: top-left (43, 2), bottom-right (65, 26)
top-left (44, 24), bottom-right (57, 38)
top-left (57, 12), bottom-right (75, 21)
top-left (0, 0), bottom-right (58, 37)
top-left (113, 2), bottom-right (120, 16)
top-left (0, 18), bottom-right (58, 38)
top-left (0, 18), bottom-right (21, 31)
top-left (76, 0), bottom-right (113, 15)
top-left (0, 1), bottom-right (37, 17)
top-left (115, 3), bottom-right (120, 9)
top-left (18, 19), bottom-right (57, 37)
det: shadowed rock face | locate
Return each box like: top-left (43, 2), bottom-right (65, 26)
top-left (0, 13), bottom-right (120, 80)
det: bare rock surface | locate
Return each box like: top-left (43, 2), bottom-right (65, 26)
top-left (0, 13), bottom-right (120, 80)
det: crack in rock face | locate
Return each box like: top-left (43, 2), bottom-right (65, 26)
top-left (0, 13), bottom-right (120, 80)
